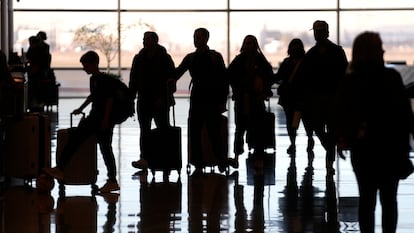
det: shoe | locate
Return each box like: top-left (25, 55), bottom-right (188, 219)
top-left (131, 159), bottom-right (148, 170)
top-left (228, 158), bottom-right (239, 169)
top-left (43, 167), bottom-right (64, 181)
top-left (99, 180), bottom-right (120, 193)
top-left (287, 145), bottom-right (296, 154)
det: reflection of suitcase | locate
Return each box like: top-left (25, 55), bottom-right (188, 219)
top-left (246, 152), bottom-right (276, 186)
top-left (56, 113), bottom-right (98, 192)
top-left (187, 114), bottom-right (228, 173)
top-left (3, 113), bottom-right (51, 181)
top-left (188, 173), bottom-right (229, 232)
top-left (1, 186), bottom-right (53, 233)
top-left (145, 106), bottom-right (182, 176)
top-left (56, 196), bottom-right (97, 233)
top-left (139, 179), bottom-right (182, 231)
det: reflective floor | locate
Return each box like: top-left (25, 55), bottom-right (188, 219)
top-left (1, 97), bottom-right (414, 233)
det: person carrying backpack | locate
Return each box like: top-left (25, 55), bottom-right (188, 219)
top-left (44, 50), bottom-right (121, 193)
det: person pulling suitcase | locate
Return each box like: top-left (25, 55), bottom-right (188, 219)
top-left (44, 51), bottom-right (120, 193)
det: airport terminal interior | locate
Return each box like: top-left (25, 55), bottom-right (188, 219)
top-left (2, 1), bottom-right (414, 233)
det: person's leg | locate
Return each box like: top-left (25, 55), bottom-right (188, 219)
top-left (97, 126), bottom-right (116, 182)
top-left (97, 125), bottom-right (120, 193)
top-left (284, 105), bottom-right (296, 154)
top-left (133, 99), bottom-right (152, 169)
top-left (352, 157), bottom-right (377, 233)
top-left (188, 102), bottom-right (204, 170)
top-left (231, 100), bottom-right (247, 168)
top-left (301, 112), bottom-right (314, 152)
top-left (379, 178), bottom-right (399, 233)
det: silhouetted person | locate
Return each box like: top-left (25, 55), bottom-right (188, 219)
top-left (26, 33), bottom-right (51, 111)
top-left (36, 31), bottom-right (51, 68)
top-left (44, 51), bottom-right (120, 193)
top-left (175, 27), bottom-right (229, 172)
top-left (0, 50), bottom-right (15, 117)
top-left (295, 20), bottom-right (348, 173)
top-left (227, 35), bottom-right (274, 168)
top-left (129, 31), bottom-right (176, 172)
top-left (275, 38), bottom-right (314, 155)
top-left (335, 31), bottom-right (414, 233)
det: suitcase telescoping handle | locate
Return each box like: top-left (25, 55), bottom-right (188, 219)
top-left (172, 105), bottom-right (176, 126)
top-left (70, 112), bottom-right (85, 127)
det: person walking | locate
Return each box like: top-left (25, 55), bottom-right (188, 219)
top-left (275, 38), bottom-right (314, 155)
top-left (227, 35), bottom-right (274, 168)
top-left (44, 51), bottom-right (120, 193)
top-left (335, 31), bottom-right (414, 233)
top-left (294, 20), bottom-right (348, 173)
top-left (129, 31), bottom-right (176, 173)
top-left (175, 27), bottom-right (229, 173)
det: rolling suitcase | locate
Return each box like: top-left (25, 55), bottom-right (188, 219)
top-left (3, 112), bottom-right (51, 181)
top-left (145, 105), bottom-right (182, 176)
top-left (247, 100), bottom-right (276, 151)
top-left (187, 113), bottom-right (229, 174)
top-left (56, 113), bottom-right (98, 193)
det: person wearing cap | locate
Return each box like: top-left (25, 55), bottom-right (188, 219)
top-left (294, 20), bottom-right (348, 174)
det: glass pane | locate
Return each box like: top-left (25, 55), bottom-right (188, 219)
top-left (230, 0), bottom-right (336, 9)
top-left (340, 11), bottom-right (414, 65)
top-left (340, 0), bottom-right (414, 9)
top-left (13, 0), bottom-right (117, 10)
top-left (14, 12), bottom-right (119, 68)
top-left (121, 12), bottom-right (228, 66)
top-left (121, 0), bottom-right (226, 10)
top-left (230, 12), bottom-right (338, 67)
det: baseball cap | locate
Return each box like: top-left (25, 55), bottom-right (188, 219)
top-left (312, 20), bottom-right (329, 31)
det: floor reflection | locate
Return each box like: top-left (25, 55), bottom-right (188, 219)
top-left (1, 98), bottom-right (414, 232)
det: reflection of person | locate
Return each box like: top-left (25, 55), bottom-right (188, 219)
top-left (275, 38), bottom-right (314, 155)
top-left (44, 51), bottom-right (120, 193)
top-left (175, 28), bottom-right (229, 172)
top-left (227, 35), bottom-right (274, 168)
top-left (335, 31), bottom-right (414, 233)
top-left (129, 31), bottom-right (176, 172)
top-left (295, 20), bottom-right (348, 173)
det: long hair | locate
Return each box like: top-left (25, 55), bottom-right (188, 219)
top-left (287, 38), bottom-right (305, 57)
top-left (351, 31), bottom-right (384, 70)
top-left (240, 35), bottom-right (262, 54)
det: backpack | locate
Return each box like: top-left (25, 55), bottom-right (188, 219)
top-left (108, 75), bottom-right (135, 124)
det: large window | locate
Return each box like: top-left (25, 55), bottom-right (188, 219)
top-left (12, 0), bottom-right (414, 96)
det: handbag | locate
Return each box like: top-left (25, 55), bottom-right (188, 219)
top-left (399, 156), bottom-right (414, 180)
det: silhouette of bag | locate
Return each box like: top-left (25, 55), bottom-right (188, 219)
top-left (109, 77), bottom-right (135, 124)
top-left (399, 157), bottom-right (414, 180)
